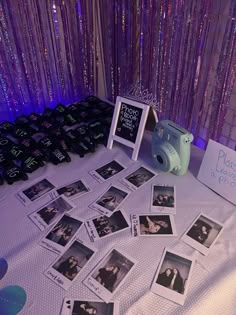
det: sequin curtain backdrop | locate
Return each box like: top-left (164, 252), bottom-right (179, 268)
top-left (99, 0), bottom-right (236, 148)
top-left (0, 0), bottom-right (95, 122)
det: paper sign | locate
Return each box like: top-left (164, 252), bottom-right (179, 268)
top-left (197, 139), bottom-right (236, 205)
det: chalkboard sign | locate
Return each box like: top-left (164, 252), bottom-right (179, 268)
top-left (107, 96), bottom-right (150, 160)
top-left (197, 139), bottom-right (236, 205)
top-left (115, 102), bottom-right (143, 143)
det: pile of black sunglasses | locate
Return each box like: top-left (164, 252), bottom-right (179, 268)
top-left (0, 96), bottom-right (114, 185)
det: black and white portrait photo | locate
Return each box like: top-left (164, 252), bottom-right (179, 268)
top-left (84, 249), bottom-right (136, 303)
top-left (121, 166), bottom-right (156, 191)
top-left (17, 178), bottom-right (55, 205)
top-left (85, 210), bottom-right (130, 241)
top-left (91, 160), bottom-right (126, 182)
top-left (92, 249), bottom-right (134, 293)
top-left (29, 196), bottom-right (75, 230)
top-left (61, 298), bottom-right (119, 315)
top-left (90, 185), bottom-right (129, 217)
top-left (182, 213), bottom-right (224, 255)
top-left (38, 197), bottom-right (73, 224)
top-left (41, 214), bottom-right (83, 254)
top-left (151, 249), bottom-right (195, 305)
top-left (138, 215), bottom-right (175, 236)
top-left (151, 185), bottom-right (176, 214)
top-left (96, 187), bottom-right (128, 211)
top-left (45, 240), bottom-right (96, 290)
top-left (56, 180), bottom-right (90, 199)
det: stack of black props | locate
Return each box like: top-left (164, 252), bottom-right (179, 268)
top-left (0, 96), bottom-right (114, 185)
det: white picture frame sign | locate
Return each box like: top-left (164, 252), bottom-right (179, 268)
top-left (107, 96), bottom-right (150, 161)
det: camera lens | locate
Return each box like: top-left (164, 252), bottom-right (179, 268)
top-left (156, 155), bottom-right (163, 164)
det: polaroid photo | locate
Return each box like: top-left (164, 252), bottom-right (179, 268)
top-left (40, 214), bottom-right (84, 254)
top-left (16, 178), bottom-right (55, 206)
top-left (131, 214), bottom-right (176, 237)
top-left (181, 213), bottom-right (224, 256)
top-left (84, 248), bottom-right (137, 303)
top-left (28, 196), bottom-right (75, 231)
top-left (45, 239), bottom-right (96, 290)
top-left (151, 248), bottom-right (195, 305)
top-left (151, 184), bottom-right (176, 214)
top-left (89, 159), bottom-right (126, 183)
top-left (61, 298), bottom-right (119, 315)
top-left (120, 165), bottom-right (157, 191)
top-left (89, 185), bottom-right (130, 217)
top-left (85, 209), bottom-right (130, 242)
top-left (54, 179), bottom-right (91, 200)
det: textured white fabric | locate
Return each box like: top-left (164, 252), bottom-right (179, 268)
top-left (1, 131), bottom-right (236, 315)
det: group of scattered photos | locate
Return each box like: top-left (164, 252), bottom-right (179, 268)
top-left (15, 159), bottom-right (224, 313)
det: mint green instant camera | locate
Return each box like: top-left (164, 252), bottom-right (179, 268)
top-left (152, 120), bottom-right (193, 176)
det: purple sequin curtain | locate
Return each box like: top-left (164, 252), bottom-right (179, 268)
top-left (99, 0), bottom-right (236, 148)
top-left (0, 0), bottom-right (95, 121)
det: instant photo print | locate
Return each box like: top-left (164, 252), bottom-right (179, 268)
top-left (89, 185), bottom-right (130, 217)
top-left (85, 209), bottom-right (130, 242)
top-left (181, 213), bottom-right (224, 256)
top-left (16, 178), bottom-right (55, 206)
top-left (61, 298), bottom-right (119, 315)
top-left (45, 240), bottom-right (96, 290)
top-left (151, 248), bottom-right (195, 305)
top-left (54, 179), bottom-right (90, 200)
top-left (120, 165), bottom-right (156, 191)
top-left (29, 196), bottom-right (75, 231)
top-left (131, 214), bottom-right (176, 237)
top-left (89, 159), bottom-right (126, 183)
top-left (84, 248), bottom-right (136, 303)
top-left (41, 214), bottom-right (84, 254)
top-left (151, 184), bottom-right (176, 214)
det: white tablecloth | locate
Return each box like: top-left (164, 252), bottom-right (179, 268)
top-left (1, 131), bottom-right (236, 315)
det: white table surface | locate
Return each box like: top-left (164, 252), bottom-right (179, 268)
top-left (1, 131), bottom-right (236, 315)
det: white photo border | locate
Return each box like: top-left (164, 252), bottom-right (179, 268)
top-left (40, 213), bottom-right (84, 254)
top-left (83, 248), bottom-right (137, 303)
top-left (181, 212), bottom-right (224, 256)
top-left (89, 184), bottom-right (130, 217)
top-left (60, 297), bottom-right (119, 315)
top-left (131, 213), bottom-right (177, 237)
top-left (85, 209), bottom-right (130, 242)
top-left (28, 196), bottom-right (75, 231)
top-left (16, 177), bottom-right (55, 206)
top-left (45, 239), bottom-right (97, 290)
top-left (89, 159), bottom-right (127, 183)
top-left (151, 184), bottom-right (176, 214)
top-left (120, 164), bottom-right (157, 192)
top-left (53, 179), bottom-right (91, 200)
top-left (151, 248), bottom-right (195, 305)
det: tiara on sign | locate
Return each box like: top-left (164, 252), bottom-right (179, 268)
top-left (123, 82), bottom-right (160, 111)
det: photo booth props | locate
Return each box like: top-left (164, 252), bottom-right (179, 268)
top-left (107, 96), bottom-right (150, 161)
top-left (0, 96), bottom-right (114, 185)
top-left (198, 139), bottom-right (236, 205)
